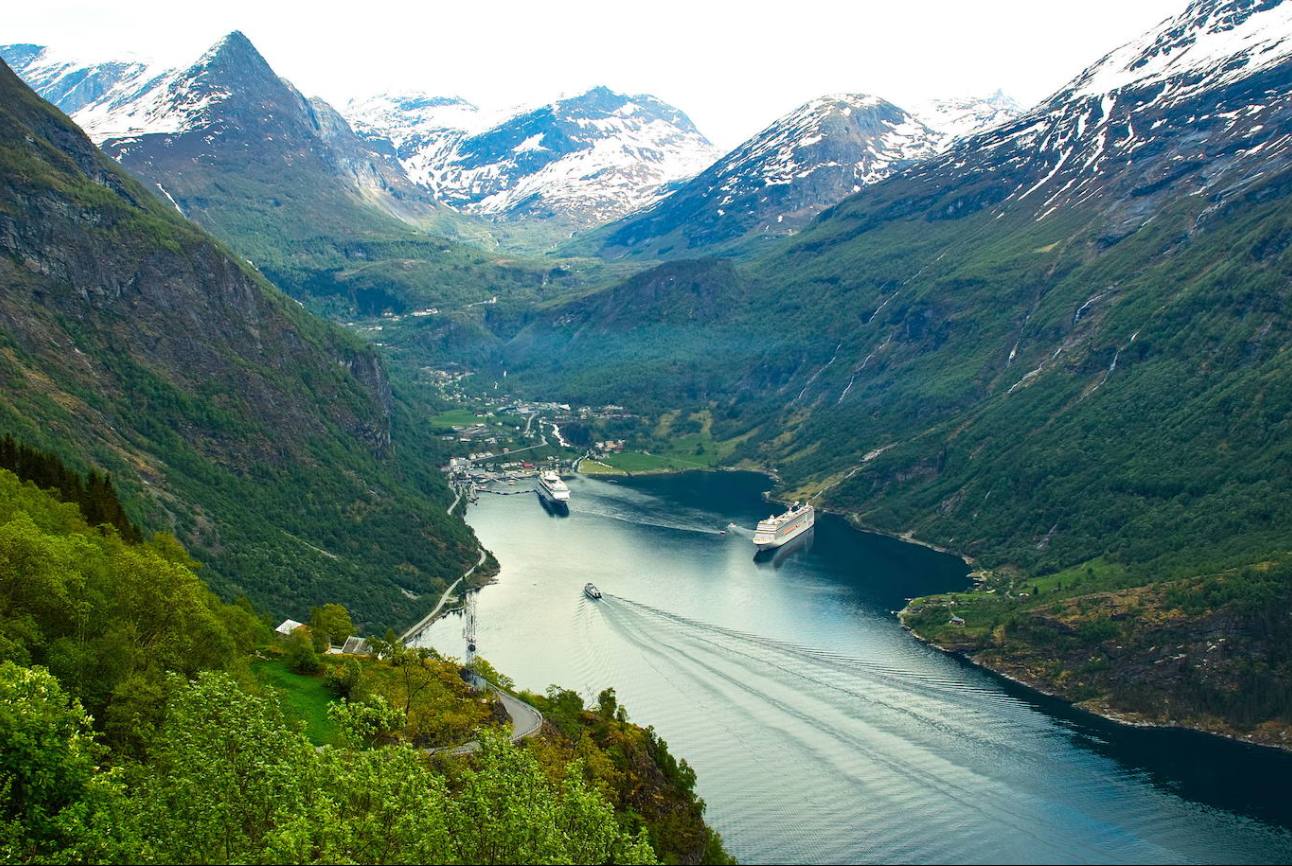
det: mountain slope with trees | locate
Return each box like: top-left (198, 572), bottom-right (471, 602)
top-left (0, 467), bottom-right (729, 863)
top-left (483, 0), bottom-right (1292, 743)
top-left (0, 57), bottom-right (483, 629)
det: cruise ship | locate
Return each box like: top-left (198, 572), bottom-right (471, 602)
top-left (752, 501), bottom-right (815, 551)
top-left (535, 470), bottom-right (571, 505)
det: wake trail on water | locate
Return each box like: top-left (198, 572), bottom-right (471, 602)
top-left (604, 596), bottom-right (1040, 758)
top-left (596, 598), bottom-right (1084, 857)
top-left (611, 596), bottom-right (1001, 695)
top-left (569, 503), bottom-right (727, 536)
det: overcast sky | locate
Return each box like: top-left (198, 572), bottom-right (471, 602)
top-left (6, 0), bottom-right (1185, 150)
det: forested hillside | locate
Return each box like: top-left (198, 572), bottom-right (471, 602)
top-left (0, 466), bottom-right (729, 863)
top-left (0, 58), bottom-right (481, 629)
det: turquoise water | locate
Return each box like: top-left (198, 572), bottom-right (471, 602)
top-left (414, 471), bottom-right (1292, 864)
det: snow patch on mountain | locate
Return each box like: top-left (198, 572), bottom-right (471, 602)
top-left (881, 0), bottom-right (1292, 230)
top-left (346, 87), bottom-right (719, 226)
top-left (2, 34), bottom-right (271, 143)
top-left (1069, 0), bottom-right (1292, 100)
top-left (729, 93), bottom-right (943, 192)
top-left (0, 42), bottom-right (172, 134)
top-left (910, 90), bottom-right (1024, 140)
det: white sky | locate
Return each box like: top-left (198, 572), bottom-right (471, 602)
top-left (5, 0), bottom-right (1185, 150)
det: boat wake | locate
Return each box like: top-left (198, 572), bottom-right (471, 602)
top-left (589, 594), bottom-right (1183, 863)
top-left (569, 502), bottom-right (727, 535)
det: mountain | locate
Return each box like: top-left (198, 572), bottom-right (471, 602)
top-left (2, 33), bottom-right (593, 314)
top-left (908, 89), bottom-right (1023, 139)
top-left (2, 33), bottom-right (432, 219)
top-left (348, 86), bottom-right (720, 229)
top-left (489, 0), bottom-right (1292, 742)
top-left (0, 56), bottom-right (484, 628)
top-left (345, 92), bottom-right (513, 181)
top-left (0, 42), bottom-right (168, 119)
top-left (580, 94), bottom-right (949, 259)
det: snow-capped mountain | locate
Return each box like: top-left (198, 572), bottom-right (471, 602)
top-left (344, 93), bottom-right (511, 187)
top-left (590, 93), bottom-right (946, 257)
top-left (886, 0), bottom-right (1292, 227)
top-left (909, 89), bottom-right (1023, 139)
top-left (5, 35), bottom-right (721, 233)
top-left (3, 33), bottom-right (441, 226)
top-left (348, 86), bottom-right (720, 228)
top-left (0, 43), bottom-right (168, 119)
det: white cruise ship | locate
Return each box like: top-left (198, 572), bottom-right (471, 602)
top-left (752, 501), bottom-right (814, 551)
top-left (535, 470), bottom-right (571, 504)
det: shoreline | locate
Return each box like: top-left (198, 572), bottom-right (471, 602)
top-left (752, 467), bottom-right (1292, 755)
top-left (472, 460), bottom-right (1290, 755)
top-left (899, 604), bottom-right (1292, 755)
top-left (578, 459), bottom-right (773, 480)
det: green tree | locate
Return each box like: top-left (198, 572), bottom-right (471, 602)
top-left (0, 663), bottom-right (136, 863)
top-left (327, 695), bottom-right (403, 750)
top-left (369, 637), bottom-right (437, 722)
top-left (447, 729), bottom-right (656, 865)
top-left (597, 686), bottom-right (618, 720)
top-left (133, 672), bottom-right (315, 863)
top-left (284, 628), bottom-right (321, 674)
top-left (308, 603), bottom-right (355, 652)
top-left (324, 656), bottom-right (363, 700)
top-left (295, 745), bottom-right (454, 864)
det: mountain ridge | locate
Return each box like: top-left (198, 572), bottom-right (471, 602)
top-left (576, 90), bottom-right (1021, 259)
top-left (0, 56), bottom-right (483, 628)
top-left (349, 85), bottom-right (720, 229)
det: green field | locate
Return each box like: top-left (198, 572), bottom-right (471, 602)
top-left (583, 416), bottom-right (738, 474)
top-left (595, 450), bottom-right (712, 473)
top-left (250, 657), bottom-right (341, 746)
top-left (431, 408), bottom-right (484, 428)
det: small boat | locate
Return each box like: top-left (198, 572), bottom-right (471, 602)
top-left (583, 582), bottom-right (602, 600)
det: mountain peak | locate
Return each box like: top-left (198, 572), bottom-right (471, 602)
top-left (593, 88), bottom-right (944, 257)
top-left (206, 30), bottom-right (256, 57)
top-left (193, 29), bottom-right (273, 78)
top-left (553, 85), bottom-right (634, 115)
top-left (1066, 0), bottom-right (1292, 100)
top-left (909, 90), bottom-right (1023, 138)
top-left (813, 93), bottom-right (888, 109)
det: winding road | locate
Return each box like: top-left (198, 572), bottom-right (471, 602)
top-left (397, 547), bottom-right (546, 754)
top-left (400, 547), bottom-right (487, 644)
top-left (429, 679), bottom-right (545, 755)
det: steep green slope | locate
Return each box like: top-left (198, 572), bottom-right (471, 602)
top-left (475, 1), bottom-right (1292, 739)
top-left (0, 59), bottom-right (481, 629)
top-left (0, 468), bottom-right (728, 864)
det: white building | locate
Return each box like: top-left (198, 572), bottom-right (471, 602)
top-left (274, 618), bottom-right (305, 636)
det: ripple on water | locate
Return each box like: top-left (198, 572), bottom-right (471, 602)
top-left (414, 472), bottom-right (1292, 865)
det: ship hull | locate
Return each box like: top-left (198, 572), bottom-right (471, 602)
top-left (537, 494), bottom-right (569, 515)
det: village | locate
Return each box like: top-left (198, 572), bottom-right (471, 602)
top-left (427, 377), bottom-right (631, 493)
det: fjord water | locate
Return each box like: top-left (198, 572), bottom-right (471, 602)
top-left (415, 471), bottom-right (1292, 864)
